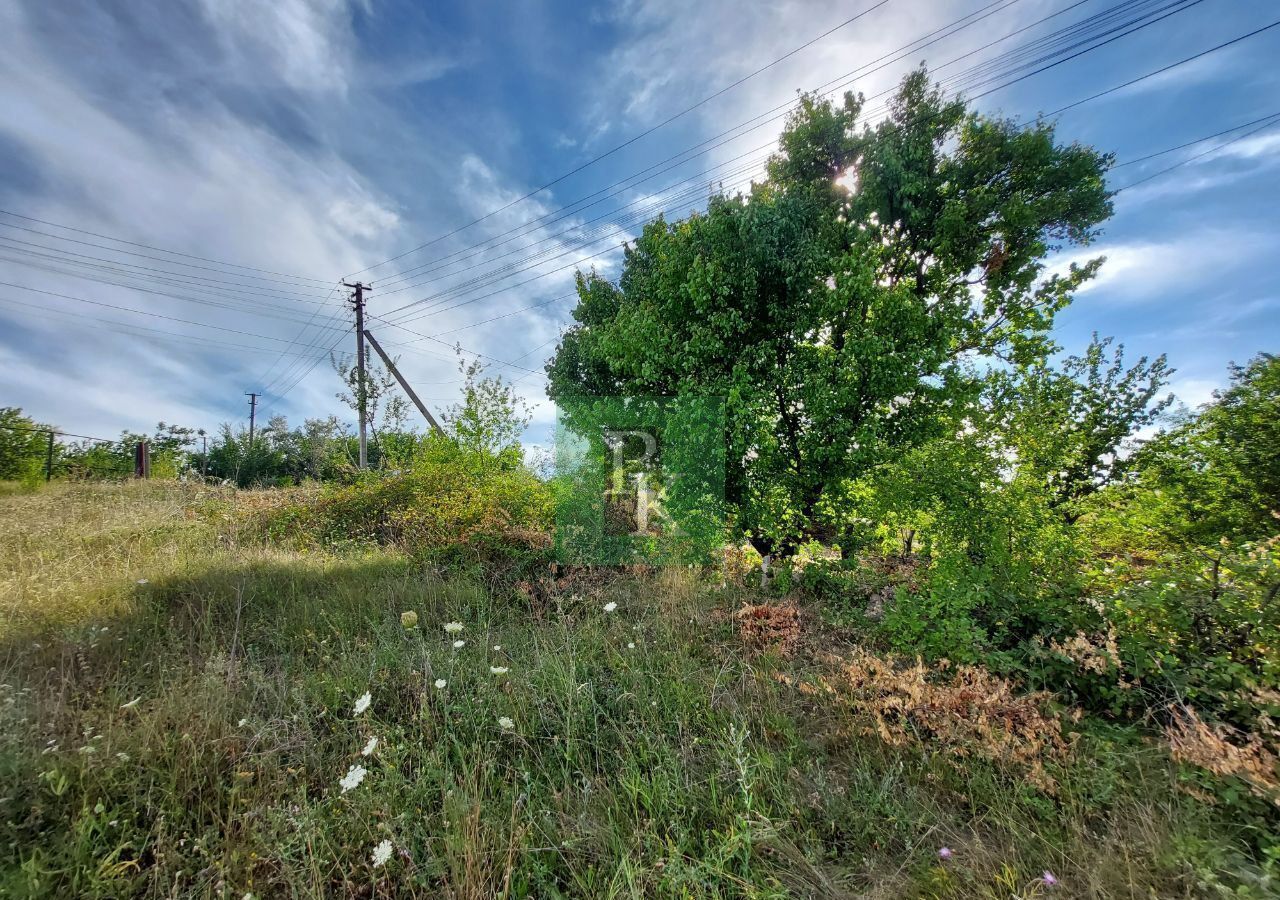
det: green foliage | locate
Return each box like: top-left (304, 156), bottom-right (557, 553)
top-left (547, 68), bottom-right (1111, 558)
top-left (256, 434), bottom-right (553, 580)
top-left (0, 408), bottom-right (50, 485)
top-left (985, 334), bottom-right (1173, 522)
top-left (443, 357), bottom-right (531, 464)
top-left (1123, 353), bottom-right (1280, 549)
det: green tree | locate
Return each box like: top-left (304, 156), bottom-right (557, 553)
top-left (445, 357), bottom-right (531, 466)
top-left (547, 70), bottom-right (1111, 560)
top-left (985, 334), bottom-right (1172, 523)
top-left (332, 353), bottom-right (410, 469)
top-left (0, 408), bottom-right (52, 483)
top-left (1124, 353), bottom-right (1280, 549)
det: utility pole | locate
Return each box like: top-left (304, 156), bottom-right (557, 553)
top-left (343, 281), bottom-right (370, 469)
top-left (363, 328), bottom-right (445, 435)
top-left (45, 430), bottom-right (54, 482)
top-left (245, 392), bottom-right (259, 443)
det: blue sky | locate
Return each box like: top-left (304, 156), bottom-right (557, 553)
top-left (0, 0), bottom-right (1276, 447)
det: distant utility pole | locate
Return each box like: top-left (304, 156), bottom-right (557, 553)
top-left (245, 392), bottom-right (259, 443)
top-left (343, 281), bottom-right (370, 469)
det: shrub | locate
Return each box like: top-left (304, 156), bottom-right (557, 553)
top-left (255, 438), bottom-right (553, 580)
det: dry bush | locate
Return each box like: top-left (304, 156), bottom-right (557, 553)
top-left (1166, 705), bottom-right (1280, 806)
top-left (734, 601), bottom-right (802, 655)
top-left (1049, 629), bottom-right (1125, 677)
top-left (796, 650), bottom-right (1075, 791)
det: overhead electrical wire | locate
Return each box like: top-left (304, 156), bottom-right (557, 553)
top-left (1116, 115), bottom-right (1280, 190)
top-left (371, 0), bottom-right (1208, 325)
top-left (0, 208), bottom-right (335, 287)
top-left (0, 236), bottom-right (340, 308)
top-left (369, 0), bottom-right (1047, 294)
top-left (0, 295), bottom-right (337, 359)
top-left (1111, 110), bottom-right (1280, 167)
top-left (0, 281), bottom-right (352, 348)
top-left (378, 0), bottom-right (1234, 330)
top-left (368, 0), bottom-right (1190, 299)
top-left (344, 0), bottom-right (901, 278)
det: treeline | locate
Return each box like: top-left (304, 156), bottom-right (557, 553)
top-left (0, 356), bottom-right (532, 488)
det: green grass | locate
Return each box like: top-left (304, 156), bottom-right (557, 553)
top-left (0, 482), bottom-right (1271, 897)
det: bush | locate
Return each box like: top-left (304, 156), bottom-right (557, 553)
top-left (255, 437), bottom-right (553, 581)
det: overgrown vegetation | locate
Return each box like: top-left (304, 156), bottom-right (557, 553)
top-left (1, 70), bottom-right (1278, 897)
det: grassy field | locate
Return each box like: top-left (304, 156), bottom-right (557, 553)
top-left (0, 481), bottom-right (1269, 898)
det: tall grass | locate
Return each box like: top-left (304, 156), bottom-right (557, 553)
top-left (0, 483), bottom-right (1269, 897)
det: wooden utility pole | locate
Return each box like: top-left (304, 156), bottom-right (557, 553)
top-left (134, 441), bottom-right (150, 479)
top-left (343, 281), bottom-right (370, 469)
top-left (45, 430), bottom-right (54, 481)
top-left (245, 392), bottom-right (259, 443)
top-left (362, 328), bottom-right (445, 435)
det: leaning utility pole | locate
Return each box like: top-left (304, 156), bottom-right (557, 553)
top-left (363, 328), bottom-right (445, 435)
top-left (245, 392), bottom-right (259, 443)
top-left (343, 281), bottom-right (370, 469)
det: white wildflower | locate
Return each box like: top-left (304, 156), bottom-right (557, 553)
top-left (603, 601), bottom-right (618, 613)
top-left (493, 645), bottom-right (501, 651)
top-left (361, 736), bottom-right (378, 756)
top-left (452, 640), bottom-right (465, 649)
top-left (443, 622), bottom-right (464, 634)
top-left (498, 716), bottom-right (515, 730)
top-left (339, 764), bottom-right (367, 793)
top-left (627, 642), bottom-right (635, 649)
top-left (120, 697), bottom-right (141, 709)
top-left (352, 691), bottom-right (372, 716)
top-left (490, 666), bottom-right (509, 675)
top-left (434, 678), bottom-right (447, 689)
top-left (238, 718), bottom-right (248, 727)
top-left (371, 838), bottom-right (393, 868)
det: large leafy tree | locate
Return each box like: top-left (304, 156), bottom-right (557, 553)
top-left (547, 70), bottom-right (1112, 559)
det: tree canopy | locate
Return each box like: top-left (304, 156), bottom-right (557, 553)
top-left (547, 69), bottom-right (1113, 557)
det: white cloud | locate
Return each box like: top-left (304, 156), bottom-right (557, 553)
top-left (1047, 230), bottom-right (1275, 301)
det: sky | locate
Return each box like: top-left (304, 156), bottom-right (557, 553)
top-left (0, 0), bottom-right (1277, 449)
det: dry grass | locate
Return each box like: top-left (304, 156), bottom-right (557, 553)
top-left (792, 649), bottom-right (1076, 792)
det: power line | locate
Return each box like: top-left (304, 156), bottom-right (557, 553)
top-left (0, 222), bottom-right (337, 300)
top-left (1116, 115), bottom-right (1280, 191)
top-left (0, 281), bottom-right (350, 347)
top-left (1112, 110), bottom-right (1280, 167)
top-left (368, 0), bottom-right (1043, 294)
top-left (345, 0), bottom-right (899, 278)
top-left (375, 0), bottom-right (1212, 325)
top-left (0, 209), bottom-right (335, 286)
top-left (367, 0), bottom-right (1180, 299)
top-left (0, 236), bottom-right (340, 308)
top-left (0, 295), bottom-right (338, 358)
